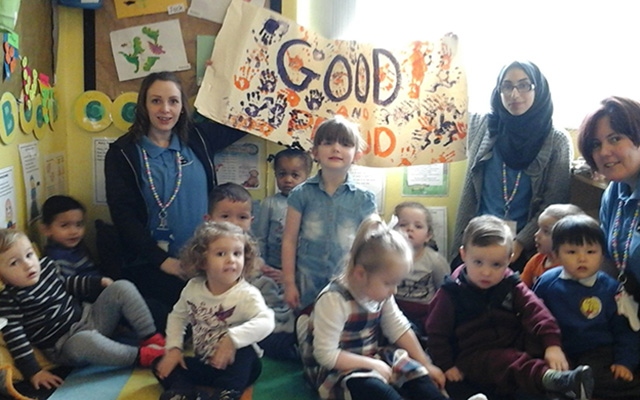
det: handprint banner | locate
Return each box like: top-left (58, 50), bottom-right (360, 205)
top-left (195, 0), bottom-right (468, 167)
top-left (110, 19), bottom-right (191, 82)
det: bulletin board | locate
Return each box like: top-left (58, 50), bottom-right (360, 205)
top-left (90, 0), bottom-right (273, 99)
top-left (0, 0), bottom-right (53, 96)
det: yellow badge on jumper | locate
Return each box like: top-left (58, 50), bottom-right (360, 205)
top-left (580, 296), bottom-right (602, 319)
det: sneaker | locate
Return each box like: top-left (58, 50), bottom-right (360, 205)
top-left (467, 394), bottom-right (488, 400)
top-left (159, 389), bottom-right (205, 400)
top-left (542, 365), bottom-right (594, 399)
top-left (138, 345), bottom-right (165, 367)
top-left (140, 333), bottom-right (166, 348)
top-left (210, 389), bottom-right (242, 400)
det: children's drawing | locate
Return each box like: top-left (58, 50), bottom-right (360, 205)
top-left (110, 19), bottom-right (190, 82)
top-left (195, 0), bottom-right (467, 168)
top-left (114, 0), bottom-right (188, 19)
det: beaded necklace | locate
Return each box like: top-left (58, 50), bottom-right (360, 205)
top-left (501, 162), bottom-right (522, 218)
top-left (611, 198), bottom-right (640, 272)
top-left (142, 147), bottom-right (183, 228)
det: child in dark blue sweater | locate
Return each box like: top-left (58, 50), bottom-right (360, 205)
top-left (41, 195), bottom-right (99, 278)
top-left (534, 214), bottom-right (640, 398)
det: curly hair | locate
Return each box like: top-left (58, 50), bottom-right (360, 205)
top-left (180, 221), bottom-right (259, 280)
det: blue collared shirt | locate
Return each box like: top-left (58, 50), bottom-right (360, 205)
top-left (139, 134), bottom-right (207, 257)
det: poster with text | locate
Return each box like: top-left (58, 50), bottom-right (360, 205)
top-left (94, 138), bottom-right (115, 205)
top-left (114, 0), bottom-right (188, 19)
top-left (110, 19), bottom-right (190, 82)
top-left (18, 142), bottom-right (42, 223)
top-left (196, 0), bottom-right (467, 168)
top-left (214, 137), bottom-right (263, 189)
top-left (44, 152), bottom-right (66, 199)
top-left (0, 166), bottom-right (17, 230)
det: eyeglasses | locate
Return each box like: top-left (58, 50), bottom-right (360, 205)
top-left (499, 82), bottom-right (535, 94)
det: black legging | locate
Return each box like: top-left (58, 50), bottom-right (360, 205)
top-left (345, 376), bottom-right (446, 400)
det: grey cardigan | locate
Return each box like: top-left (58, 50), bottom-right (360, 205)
top-left (450, 113), bottom-right (572, 260)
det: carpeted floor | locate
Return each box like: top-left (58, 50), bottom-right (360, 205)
top-left (2, 358), bottom-right (318, 400)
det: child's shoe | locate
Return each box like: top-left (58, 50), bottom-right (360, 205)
top-left (467, 395), bottom-right (488, 400)
top-left (542, 365), bottom-right (594, 399)
top-left (159, 389), bottom-right (206, 400)
top-left (138, 345), bottom-right (165, 367)
top-left (141, 333), bottom-right (166, 348)
top-left (210, 389), bottom-right (242, 400)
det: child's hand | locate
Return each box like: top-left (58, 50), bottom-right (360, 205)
top-left (284, 283), bottom-right (300, 309)
top-left (425, 363), bottom-right (446, 389)
top-left (370, 358), bottom-right (393, 382)
top-left (155, 348), bottom-right (185, 379)
top-left (445, 366), bottom-right (464, 382)
top-left (544, 345), bottom-right (569, 371)
top-left (611, 364), bottom-right (634, 381)
top-left (261, 264), bottom-right (283, 283)
top-left (209, 334), bottom-right (236, 370)
top-left (30, 369), bottom-right (64, 389)
top-left (101, 277), bottom-right (114, 287)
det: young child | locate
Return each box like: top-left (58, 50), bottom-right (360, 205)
top-left (205, 182), bottom-right (255, 230)
top-left (298, 215), bottom-right (452, 400)
top-left (253, 148), bottom-right (313, 360)
top-left (533, 214), bottom-right (640, 398)
top-left (424, 215), bottom-right (594, 400)
top-left (282, 116), bottom-right (377, 310)
top-left (520, 203), bottom-right (585, 287)
top-left (392, 202), bottom-right (449, 335)
top-left (0, 229), bottom-right (164, 390)
top-left (255, 148), bottom-right (313, 281)
top-left (154, 222), bottom-right (274, 400)
top-left (41, 195), bottom-right (100, 277)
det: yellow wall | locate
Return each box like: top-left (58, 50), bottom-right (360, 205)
top-left (48, 4), bottom-right (466, 256)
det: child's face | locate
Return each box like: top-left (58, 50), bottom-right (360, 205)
top-left (395, 207), bottom-right (432, 251)
top-left (275, 157), bottom-right (309, 196)
top-left (206, 199), bottom-right (253, 232)
top-left (203, 236), bottom-right (245, 295)
top-left (0, 236), bottom-right (41, 288)
top-left (43, 209), bottom-right (86, 249)
top-left (534, 214), bottom-right (557, 255)
top-left (312, 140), bottom-right (361, 172)
top-left (461, 243), bottom-right (511, 289)
top-left (356, 258), bottom-right (409, 303)
top-left (554, 242), bottom-right (603, 281)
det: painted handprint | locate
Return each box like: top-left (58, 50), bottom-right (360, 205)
top-left (304, 89), bottom-right (325, 111)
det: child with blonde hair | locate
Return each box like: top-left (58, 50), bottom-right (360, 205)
top-left (392, 202), bottom-right (449, 334)
top-left (282, 116), bottom-right (377, 309)
top-left (154, 222), bottom-right (274, 400)
top-left (521, 203), bottom-right (585, 287)
top-left (298, 215), bottom-right (454, 400)
top-left (0, 229), bottom-right (164, 390)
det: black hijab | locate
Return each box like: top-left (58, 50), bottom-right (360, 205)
top-left (487, 61), bottom-right (553, 170)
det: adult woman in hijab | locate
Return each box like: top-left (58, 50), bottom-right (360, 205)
top-left (450, 61), bottom-right (572, 271)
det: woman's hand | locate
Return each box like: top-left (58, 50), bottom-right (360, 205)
top-left (544, 345), bottom-right (569, 371)
top-left (155, 348), bottom-right (185, 379)
top-left (445, 366), bottom-right (464, 382)
top-left (209, 334), bottom-right (236, 370)
top-left (30, 369), bottom-right (64, 389)
top-left (160, 257), bottom-right (187, 280)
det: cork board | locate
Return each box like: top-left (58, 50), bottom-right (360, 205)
top-left (0, 0), bottom-right (53, 96)
top-left (92, 1), bottom-right (272, 99)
